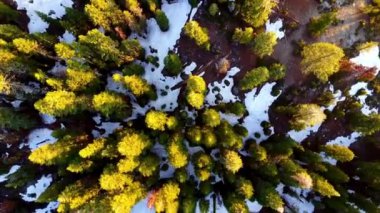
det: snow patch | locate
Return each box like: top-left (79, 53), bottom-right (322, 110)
top-left (326, 132), bottom-right (360, 147)
top-left (132, 199), bottom-right (155, 213)
top-left (288, 124), bottom-right (322, 143)
top-left (350, 45), bottom-right (380, 73)
top-left (23, 128), bottom-right (57, 150)
top-left (206, 67), bottom-right (240, 105)
top-left (349, 82), bottom-right (378, 115)
top-left (130, 0), bottom-right (198, 114)
top-left (243, 83), bottom-right (281, 142)
top-left (92, 122), bottom-right (121, 138)
top-left (0, 165), bottom-right (21, 183)
top-left (266, 19), bottom-right (285, 39)
top-left (40, 113), bottom-right (56, 125)
top-left (13, 0), bottom-right (73, 33)
top-left (59, 31), bottom-right (76, 43)
top-left (20, 174), bottom-right (53, 202)
top-left (35, 202), bottom-right (59, 213)
top-left (11, 100), bottom-right (23, 108)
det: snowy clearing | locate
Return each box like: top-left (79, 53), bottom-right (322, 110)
top-left (13, 0), bottom-right (73, 33)
top-left (243, 83), bottom-right (281, 142)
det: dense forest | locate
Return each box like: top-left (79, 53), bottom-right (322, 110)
top-left (1, 0), bottom-right (380, 212)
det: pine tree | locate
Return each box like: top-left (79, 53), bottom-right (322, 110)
top-left (308, 12), bottom-right (338, 37)
top-left (208, 3), bottom-right (219, 16)
top-left (355, 161), bottom-right (380, 190)
top-left (256, 180), bottom-right (284, 212)
top-left (289, 104), bottom-right (326, 131)
top-left (216, 120), bottom-right (243, 149)
top-left (57, 180), bottom-right (100, 211)
top-left (66, 67), bottom-right (100, 92)
top-left (0, 107), bottom-right (36, 130)
top-left (85, 0), bottom-right (125, 31)
top-left (0, 24), bottom-right (26, 41)
top-left (99, 166), bottom-right (133, 191)
top-left (235, 177), bottom-right (254, 199)
top-left (79, 138), bottom-right (107, 158)
top-left (29, 135), bottom-right (86, 166)
top-left (145, 110), bottom-right (168, 131)
top-left (233, 27), bottom-right (254, 44)
top-left (310, 173), bottom-right (340, 197)
top-left (186, 75), bottom-right (207, 109)
top-left (301, 42), bottom-right (345, 82)
top-left (164, 53), bottom-right (183, 76)
top-left (0, 2), bottom-right (19, 22)
top-left (202, 108), bottom-right (221, 127)
top-left (117, 130), bottom-right (152, 157)
top-left (12, 38), bottom-right (40, 55)
top-left (138, 154), bottom-right (160, 177)
top-left (77, 29), bottom-right (124, 67)
top-left (167, 132), bottom-right (189, 168)
top-left (155, 10), bottom-right (169, 32)
top-left (322, 145), bottom-right (355, 162)
top-left (92, 91), bottom-right (131, 119)
top-left (349, 112), bottom-right (380, 136)
top-left (224, 194), bottom-right (249, 213)
top-left (117, 157), bottom-right (140, 173)
top-left (192, 151), bottom-right (214, 181)
top-left (184, 21), bottom-right (211, 50)
top-left (110, 182), bottom-right (146, 213)
top-left (154, 182), bottom-right (181, 213)
top-left (222, 150), bottom-right (243, 173)
top-left (34, 91), bottom-right (86, 117)
top-left (113, 74), bottom-right (156, 99)
top-left (239, 66), bottom-right (270, 91)
top-left (240, 0), bottom-right (276, 27)
top-left (252, 31), bottom-right (277, 58)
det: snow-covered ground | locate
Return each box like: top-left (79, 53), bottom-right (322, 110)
top-left (21, 128), bottom-right (57, 150)
top-left (20, 174), bottom-right (53, 202)
top-left (266, 19), bottom-right (285, 39)
top-left (13, 0), bottom-right (73, 33)
top-left (206, 67), bottom-right (241, 105)
top-left (243, 83), bottom-right (281, 142)
top-left (0, 165), bottom-right (20, 183)
top-left (349, 45), bottom-right (380, 115)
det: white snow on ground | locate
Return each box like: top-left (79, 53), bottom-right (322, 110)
top-left (21, 128), bottom-right (57, 150)
top-left (266, 19), bottom-right (285, 39)
top-left (247, 200), bottom-right (263, 212)
top-left (130, 0), bottom-right (198, 114)
top-left (11, 100), bottom-right (23, 108)
top-left (326, 84), bottom-right (346, 111)
top-left (40, 113), bottom-right (56, 125)
top-left (349, 82), bottom-right (377, 115)
top-left (326, 132), bottom-right (361, 147)
top-left (35, 202), bottom-right (59, 213)
top-left (13, 0), bottom-right (73, 33)
top-left (48, 62), bottom-right (67, 77)
top-left (220, 112), bottom-right (240, 126)
top-left (20, 174), bottom-right (53, 202)
top-left (206, 67), bottom-right (241, 105)
top-left (92, 122), bottom-right (121, 138)
top-left (59, 31), bottom-right (76, 43)
top-left (131, 199), bottom-right (155, 213)
top-left (348, 45), bottom-right (380, 114)
top-left (282, 187), bottom-right (315, 213)
top-left (0, 165), bottom-right (21, 183)
top-left (288, 124), bottom-right (322, 143)
top-left (350, 45), bottom-right (380, 74)
top-left (243, 83), bottom-right (281, 142)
